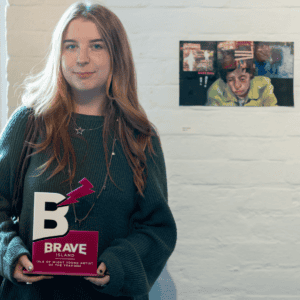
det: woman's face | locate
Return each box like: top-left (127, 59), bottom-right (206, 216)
top-left (226, 68), bottom-right (251, 98)
top-left (61, 18), bottom-right (111, 96)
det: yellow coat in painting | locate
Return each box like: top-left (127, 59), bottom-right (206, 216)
top-left (206, 76), bottom-right (278, 106)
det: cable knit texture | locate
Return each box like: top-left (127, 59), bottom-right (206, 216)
top-left (0, 106), bottom-right (177, 300)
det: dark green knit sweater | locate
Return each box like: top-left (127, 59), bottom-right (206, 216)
top-left (0, 106), bottom-right (177, 300)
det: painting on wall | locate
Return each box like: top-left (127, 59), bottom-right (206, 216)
top-left (179, 41), bottom-right (294, 107)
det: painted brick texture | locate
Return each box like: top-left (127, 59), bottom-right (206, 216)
top-left (6, 0), bottom-right (300, 299)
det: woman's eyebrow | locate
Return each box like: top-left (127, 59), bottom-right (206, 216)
top-left (63, 39), bottom-right (104, 44)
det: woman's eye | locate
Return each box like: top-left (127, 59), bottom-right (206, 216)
top-left (66, 45), bottom-right (76, 50)
top-left (93, 44), bottom-right (103, 50)
top-left (65, 44), bottom-right (103, 50)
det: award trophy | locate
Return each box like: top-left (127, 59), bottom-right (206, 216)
top-left (24, 178), bottom-right (99, 276)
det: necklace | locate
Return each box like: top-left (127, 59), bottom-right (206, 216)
top-left (74, 123), bottom-right (104, 135)
top-left (73, 117), bottom-right (118, 135)
top-left (69, 130), bottom-right (117, 227)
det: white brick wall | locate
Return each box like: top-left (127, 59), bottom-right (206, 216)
top-left (5, 0), bottom-right (300, 299)
top-left (0, 0), bottom-right (8, 133)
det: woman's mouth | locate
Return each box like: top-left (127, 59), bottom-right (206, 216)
top-left (75, 72), bottom-right (94, 79)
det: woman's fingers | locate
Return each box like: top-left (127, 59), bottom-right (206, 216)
top-left (16, 274), bottom-right (54, 283)
top-left (13, 255), bottom-right (31, 280)
top-left (97, 262), bottom-right (107, 276)
top-left (25, 275), bottom-right (54, 283)
top-left (13, 255), bottom-right (54, 283)
top-left (84, 261), bottom-right (110, 286)
top-left (84, 275), bottom-right (110, 286)
top-left (19, 255), bottom-right (33, 272)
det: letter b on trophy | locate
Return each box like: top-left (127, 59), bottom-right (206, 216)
top-left (33, 192), bottom-right (69, 241)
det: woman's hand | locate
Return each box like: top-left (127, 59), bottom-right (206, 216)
top-left (84, 262), bottom-right (110, 287)
top-left (13, 255), bottom-right (54, 284)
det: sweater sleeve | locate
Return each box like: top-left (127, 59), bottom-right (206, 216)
top-left (0, 105), bottom-right (32, 285)
top-left (93, 131), bottom-right (177, 298)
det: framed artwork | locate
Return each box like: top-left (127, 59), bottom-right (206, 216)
top-left (180, 41), bottom-right (294, 107)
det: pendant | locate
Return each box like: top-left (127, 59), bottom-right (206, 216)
top-left (75, 217), bottom-right (82, 227)
top-left (75, 127), bottom-right (85, 135)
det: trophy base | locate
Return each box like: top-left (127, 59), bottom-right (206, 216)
top-left (24, 230), bottom-right (99, 277)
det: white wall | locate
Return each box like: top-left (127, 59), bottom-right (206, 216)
top-left (0, 0), bottom-right (8, 132)
top-left (5, 0), bottom-right (300, 299)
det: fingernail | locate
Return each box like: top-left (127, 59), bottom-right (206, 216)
top-left (27, 266), bottom-right (32, 271)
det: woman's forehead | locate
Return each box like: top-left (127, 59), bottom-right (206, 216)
top-left (63, 19), bottom-right (102, 40)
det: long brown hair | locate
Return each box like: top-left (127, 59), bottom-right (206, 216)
top-left (18, 1), bottom-right (160, 198)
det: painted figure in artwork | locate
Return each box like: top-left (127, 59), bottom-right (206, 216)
top-left (206, 51), bottom-right (277, 106)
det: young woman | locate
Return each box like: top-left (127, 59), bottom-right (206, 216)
top-left (206, 50), bottom-right (277, 106)
top-left (0, 1), bottom-right (177, 299)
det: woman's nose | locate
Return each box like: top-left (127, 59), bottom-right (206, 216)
top-left (77, 48), bottom-right (90, 65)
